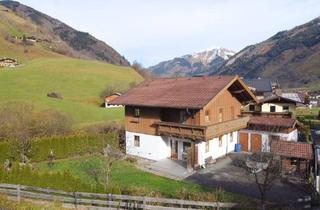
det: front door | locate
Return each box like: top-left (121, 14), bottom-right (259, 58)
top-left (251, 134), bottom-right (262, 152)
top-left (170, 140), bottom-right (178, 159)
top-left (239, 132), bottom-right (249, 152)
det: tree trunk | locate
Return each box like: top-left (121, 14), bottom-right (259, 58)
top-left (261, 193), bottom-right (266, 210)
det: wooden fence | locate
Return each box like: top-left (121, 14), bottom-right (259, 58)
top-left (0, 183), bottom-right (251, 210)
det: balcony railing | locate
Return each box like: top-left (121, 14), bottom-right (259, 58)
top-left (241, 111), bottom-right (292, 118)
top-left (155, 116), bottom-right (250, 141)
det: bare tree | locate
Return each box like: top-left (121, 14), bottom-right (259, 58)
top-left (0, 102), bottom-right (71, 163)
top-left (241, 152), bottom-right (281, 210)
top-left (131, 60), bottom-right (154, 79)
top-left (99, 144), bottom-right (124, 190)
top-left (99, 82), bottom-right (127, 100)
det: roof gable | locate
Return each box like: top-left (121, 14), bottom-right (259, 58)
top-left (110, 76), bottom-right (257, 109)
top-left (259, 95), bottom-right (301, 104)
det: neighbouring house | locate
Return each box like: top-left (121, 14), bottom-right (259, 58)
top-left (105, 93), bottom-right (122, 108)
top-left (239, 117), bottom-right (300, 153)
top-left (243, 79), bottom-right (274, 100)
top-left (110, 76), bottom-right (258, 168)
top-left (271, 140), bottom-right (312, 179)
top-left (309, 90), bottom-right (320, 107)
top-left (242, 94), bottom-right (303, 119)
top-left (0, 57), bottom-right (18, 68)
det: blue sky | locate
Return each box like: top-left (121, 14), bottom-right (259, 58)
top-left (18, 0), bottom-right (320, 66)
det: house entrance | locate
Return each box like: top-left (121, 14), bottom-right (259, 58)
top-left (170, 140), bottom-right (178, 159)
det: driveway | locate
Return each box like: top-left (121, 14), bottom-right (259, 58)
top-left (186, 153), bottom-right (312, 204)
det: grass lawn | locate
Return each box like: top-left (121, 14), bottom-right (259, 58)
top-left (0, 57), bottom-right (143, 126)
top-left (34, 156), bottom-right (251, 203)
top-left (0, 194), bottom-right (67, 210)
top-left (296, 107), bottom-right (320, 117)
top-left (0, 8), bottom-right (143, 126)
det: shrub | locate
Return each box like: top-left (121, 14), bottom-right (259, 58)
top-left (0, 164), bottom-right (92, 192)
top-left (47, 92), bottom-right (63, 99)
top-left (0, 134), bottom-right (118, 163)
top-left (0, 103), bottom-right (72, 162)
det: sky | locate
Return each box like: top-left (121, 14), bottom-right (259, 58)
top-left (18, 0), bottom-right (320, 66)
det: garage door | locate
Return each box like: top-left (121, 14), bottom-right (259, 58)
top-left (251, 133), bottom-right (262, 152)
top-left (239, 132), bottom-right (249, 152)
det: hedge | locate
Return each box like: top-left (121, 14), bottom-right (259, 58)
top-left (0, 133), bottom-right (118, 163)
top-left (0, 164), bottom-right (91, 192)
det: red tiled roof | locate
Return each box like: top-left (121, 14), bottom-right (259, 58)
top-left (248, 116), bottom-right (297, 128)
top-left (271, 140), bottom-right (313, 160)
top-left (110, 76), bottom-right (241, 108)
top-left (105, 95), bottom-right (120, 102)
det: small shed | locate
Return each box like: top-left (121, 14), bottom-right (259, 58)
top-left (271, 140), bottom-right (312, 179)
top-left (105, 93), bottom-right (122, 108)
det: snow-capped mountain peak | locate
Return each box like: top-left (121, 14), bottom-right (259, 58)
top-left (189, 47), bottom-right (235, 66)
top-left (149, 47), bottom-right (236, 77)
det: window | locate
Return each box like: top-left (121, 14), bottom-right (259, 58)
top-left (270, 106), bottom-right (276, 112)
top-left (249, 104), bottom-right (255, 111)
top-left (230, 106), bottom-right (235, 119)
top-left (283, 105), bottom-right (289, 112)
top-left (219, 136), bottom-right (223, 147)
top-left (134, 108), bottom-right (140, 118)
top-left (218, 108), bottom-right (223, 123)
top-left (230, 132), bottom-right (233, 142)
top-left (183, 142), bottom-right (191, 152)
top-left (205, 110), bottom-right (210, 122)
top-left (134, 135), bottom-right (140, 147)
top-left (205, 141), bottom-right (210, 153)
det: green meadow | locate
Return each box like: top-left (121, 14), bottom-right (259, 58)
top-left (0, 57), bottom-right (143, 126)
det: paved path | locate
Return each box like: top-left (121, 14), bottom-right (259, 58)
top-left (137, 158), bottom-right (194, 180)
top-left (186, 155), bottom-right (312, 203)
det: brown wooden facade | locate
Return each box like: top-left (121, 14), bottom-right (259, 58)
top-left (124, 84), bottom-right (251, 140)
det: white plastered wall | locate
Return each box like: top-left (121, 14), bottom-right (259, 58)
top-left (197, 131), bottom-right (238, 166)
top-left (125, 131), bottom-right (170, 160)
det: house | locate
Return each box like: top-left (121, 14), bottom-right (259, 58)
top-left (0, 58), bottom-right (18, 68)
top-left (242, 94), bottom-right (303, 119)
top-left (239, 116), bottom-right (300, 153)
top-left (309, 90), bottom-right (320, 107)
top-left (243, 79), bottom-right (274, 99)
top-left (104, 93), bottom-right (122, 108)
top-left (110, 76), bottom-right (258, 168)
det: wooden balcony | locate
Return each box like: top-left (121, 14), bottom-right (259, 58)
top-left (155, 116), bottom-right (250, 141)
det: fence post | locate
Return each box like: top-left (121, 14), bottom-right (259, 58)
top-left (217, 202), bottom-right (220, 210)
top-left (17, 184), bottom-right (21, 204)
top-left (73, 192), bottom-right (78, 208)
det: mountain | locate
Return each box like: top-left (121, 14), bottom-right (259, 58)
top-left (0, 1), bottom-right (142, 126)
top-left (0, 1), bottom-right (130, 66)
top-left (149, 47), bottom-right (235, 77)
top-left (216, 17), bottom-right (320, 89)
